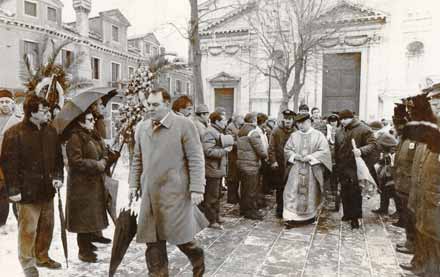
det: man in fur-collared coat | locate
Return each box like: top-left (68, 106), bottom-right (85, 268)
top-left (129, 88), bottom-right (208, 277)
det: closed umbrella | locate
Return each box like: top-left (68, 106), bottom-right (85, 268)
top-left (352, 139), bottom-right (377, 198)
top-left (108, 197), bottom-right (138, 277)
top-left (52, 87), bottom-right (117, 135)
top-left (57, 188), bottom-right (68, 268)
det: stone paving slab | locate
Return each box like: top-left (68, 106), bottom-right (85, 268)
top-left (0, 191), bottom-right (419, 277)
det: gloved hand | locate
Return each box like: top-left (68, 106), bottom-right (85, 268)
top-left (9, 193), bottom-right (21, 202)
top-left (97, 159), bottom-right (107, 172)
top-left (128, 187), bottom-right (139, 202)
top-left (191, 192), bottom-right (204, 205)
top-left (52, 180), bottom-right (63, 189)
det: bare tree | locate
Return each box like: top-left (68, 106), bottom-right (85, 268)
top-left (243, 0), bottom-right (337, 112)
top-left (188, 0), bottom-right (204, 105)
top-left (185, 0), bottom-right (239, 105)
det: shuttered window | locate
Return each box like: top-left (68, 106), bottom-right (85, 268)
top-left (24, 1), bottom-right (37, 17)
top-left (47, 7), bottom-right (57, 22)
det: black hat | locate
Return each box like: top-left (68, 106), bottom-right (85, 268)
top-left (294, 113), bottom-right (311, 123)
top-left (282, 109), bottom-right (296, 118)
top-left (339, 109), bottom-right (354, 120)
top-left (327, 114), bottom-right (339, 122)
top-left (298, 104), bottom-right (309, 112)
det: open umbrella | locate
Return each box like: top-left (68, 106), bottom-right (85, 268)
top-left (57, 188), bottom-right (68, 268)
top-left (52, 87), bottom-right (117, 135)
top-left (109, 197), bottom-right (138, 277)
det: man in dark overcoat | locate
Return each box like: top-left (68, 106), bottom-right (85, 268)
top-left (1, 95), bottom-right (64, 276)
top-left (335, 109), bottom-right (377, 229)
top-left (129, 88), bottom-right (207, 276)
top-left (392, 137), bottom-right (418, 254)
top-left (225, 114), bottom-right (244, 204)
top-left (268, 109), bottom-right (296, 218)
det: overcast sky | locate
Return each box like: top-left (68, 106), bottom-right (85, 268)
top-left (61, 0), bottom-right (191, 58)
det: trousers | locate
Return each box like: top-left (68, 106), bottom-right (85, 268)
top-left (17, 200), bottom-right (54, 270)
top-left (203, 177), bottom-right (221, 224)
top-left (239, 172), bottom-right (259, 214)
top-left (145, 240), bottom-right (204, 277)
top-left (0, 186), bottom-right (9, 226)
top-left (340, 176), bottom-right (363, 220)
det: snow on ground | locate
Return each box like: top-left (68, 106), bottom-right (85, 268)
top-left (0, 156), bottom-right (417, 276)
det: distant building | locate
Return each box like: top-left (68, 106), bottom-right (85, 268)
top-left (0, 0), bottom-right (193, 138)
top-left (198, 0), bottom-right (440, 120)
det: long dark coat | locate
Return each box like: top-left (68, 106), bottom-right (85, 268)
top-left (268, 124), bottom-right (295, 185)
top-left (129, 112), bottom-right (208, 245)
top-left (417, 149), bottom-right (440, 242)
top-left (408, 143), bottom-right (428, 213)
top-left (65, 126), bottom-right (109, 233)
top-left (334, 119), bottom-right (377, 179)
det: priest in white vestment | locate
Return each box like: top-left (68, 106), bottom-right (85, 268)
top-left (283, 113), bottom-right (332, 227)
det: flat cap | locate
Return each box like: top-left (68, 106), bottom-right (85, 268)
top-left (369, 121), bottom-right (384, 131)
top-left (282, 109), bottom-right (296, 118)
top-left (195, 104), bottom-right (209, 113)
top-left (377, 133), bottom-right (398, 148)
top-left (294, 113), bottom-right (311, 123)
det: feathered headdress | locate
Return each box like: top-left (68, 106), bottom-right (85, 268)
top-left (402, 92), bottom-right (440, 153)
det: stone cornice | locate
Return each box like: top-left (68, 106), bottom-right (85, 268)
top-left (0, 16), bottom-right (143, 62)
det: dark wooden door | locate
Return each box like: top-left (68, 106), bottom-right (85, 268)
top-left (322, 53), bottom-right (361, 116)
top-left (215, 88), bottom-right (234, 118)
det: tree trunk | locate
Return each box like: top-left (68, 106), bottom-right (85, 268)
top-left (189, 0), bottom-right (205, 105)
top-left (293, 93), bottom-right (300, 111)
top-left (278, 85), bottom-right (290, 118)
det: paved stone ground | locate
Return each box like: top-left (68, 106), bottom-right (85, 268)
top-left (0, 191), bottom-right (417, 277)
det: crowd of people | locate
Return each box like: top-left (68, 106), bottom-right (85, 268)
top-left (0, 85), bottom-right (439, 277)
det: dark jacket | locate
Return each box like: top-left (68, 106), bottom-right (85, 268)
top-left (312, 119), bottom-right (328, 136)
top-left (65, 126), bottom-right (109, 233)
top-left (1, 118), bottom-right (64, 203)
top-left (226, 122), bottom-right (241, 141)
top-left (268, 124), bottom-right (295, 186)
top-left (225, 121), bottom-right (241, 180)
top-left (393, 139), bottom-right (417, 195)
top-left (334, 119), bottom-right (377, 179)
top-left (237, 123), bottom-right (267, 175)
top-left (202, 124), bottom-right (228, 178)
top-left (268, 124), bottom-right (295, 167)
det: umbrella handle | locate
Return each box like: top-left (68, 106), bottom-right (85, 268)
top-left (351, 139), bottom-right (358, 149)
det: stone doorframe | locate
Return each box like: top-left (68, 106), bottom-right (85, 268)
top-left (314, 32), bottom-right (383, 120)
top-left (207, 72), bottom-right (241, 114)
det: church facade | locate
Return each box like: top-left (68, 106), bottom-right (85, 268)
top-left (199, 0), bottom-right (440, 120)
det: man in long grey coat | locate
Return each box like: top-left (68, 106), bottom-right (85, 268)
top-left (129, 88), bottom-right (208, 277)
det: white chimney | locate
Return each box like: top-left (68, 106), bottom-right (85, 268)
top-left (72, 0), bottom-right (92, 89)
top-left (73, 0), bottom-right (91, 37)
